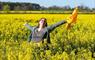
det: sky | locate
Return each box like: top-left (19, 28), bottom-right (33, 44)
top-left (0, 0), bottom-right (95, 8)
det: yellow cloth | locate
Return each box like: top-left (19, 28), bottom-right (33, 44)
top-left (66, 7), bottom-right (78, 29)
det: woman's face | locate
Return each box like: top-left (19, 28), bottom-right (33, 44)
top-left (39, 19), bottom-right (46, 26)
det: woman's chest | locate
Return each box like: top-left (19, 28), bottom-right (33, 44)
top-left (32, 28), bottom-right (47, 37)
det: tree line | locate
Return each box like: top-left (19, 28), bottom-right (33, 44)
top-left (0, 2), bottom-right (41, 11)
top-left (0, 2), bottom-right (95, 12)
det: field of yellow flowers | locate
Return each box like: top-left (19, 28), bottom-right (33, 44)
top-left (0, 14), bottom-right (95, 60)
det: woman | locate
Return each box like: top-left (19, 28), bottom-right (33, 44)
top-left (24, 18), bottom-right (67, 44)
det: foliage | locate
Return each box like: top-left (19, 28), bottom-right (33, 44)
top-left (0, 14), bottom-right (95, 60)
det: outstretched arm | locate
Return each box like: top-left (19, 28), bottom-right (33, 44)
top-left (47, 20), bottom-right (67, 32)
top-left (24, 23), bottom-right (33, 31)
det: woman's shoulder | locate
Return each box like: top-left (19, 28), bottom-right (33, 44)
top-left (32, 26), bottom-right (38, 30)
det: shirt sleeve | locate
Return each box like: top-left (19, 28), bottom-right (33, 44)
top-left (24, 23), bottom-right (33, 31)
top-left (47, 20), bottom-right (67, 32)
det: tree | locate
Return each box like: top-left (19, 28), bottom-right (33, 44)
top-left (40, 6), bottom-right (47, 10)
top-left (48, 5), bottom-right (63, 10)
top-left (78, 5), bottom-right (91, 12)
top-left (63, 5), bottom-right (71, 11)
top-left (21, 4), bottom-right (28, 10)
top-left (3, 4), bottom-right (10, 11)
top-left (92, 8), bottom-right (95, 12)
top-left (0, 2), bottom-right (3, 10)
top-left (14, 5), bottom-right (21, 11)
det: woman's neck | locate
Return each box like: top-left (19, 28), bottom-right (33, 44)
top-left (38, 25), bottom-right (43, 31)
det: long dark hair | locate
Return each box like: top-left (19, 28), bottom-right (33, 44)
top-left (37, 18), bottom-right (48, 28)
